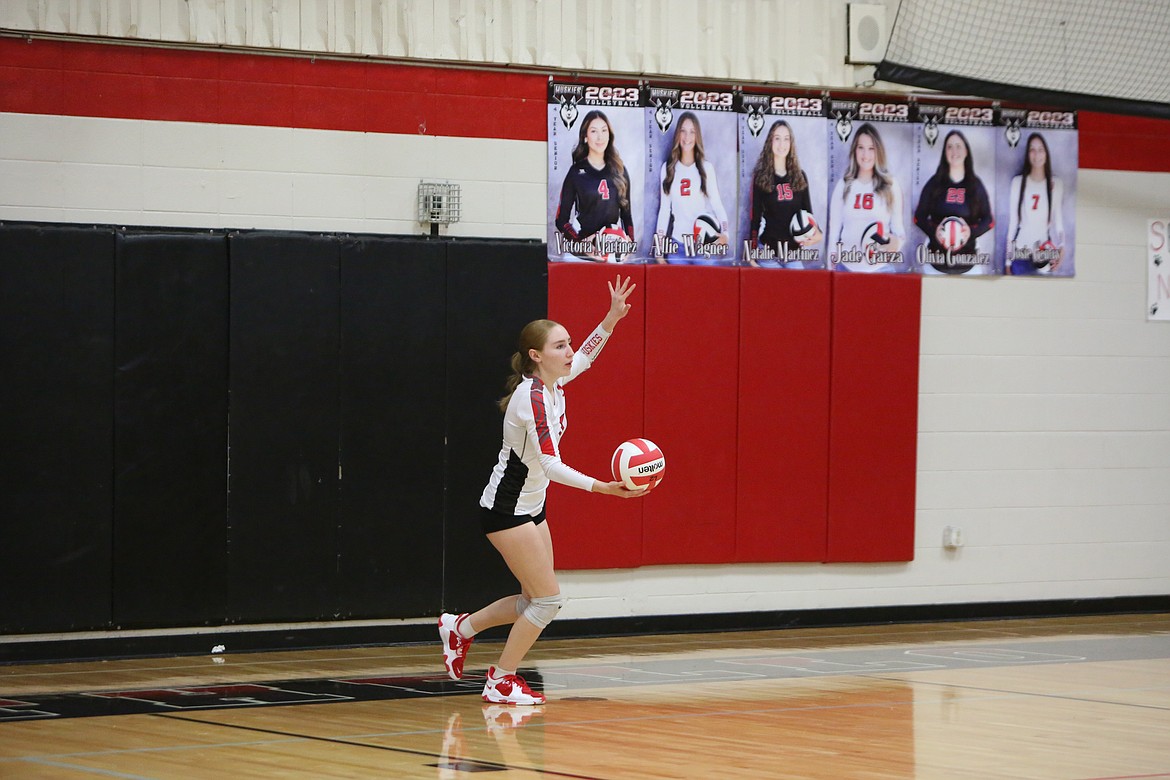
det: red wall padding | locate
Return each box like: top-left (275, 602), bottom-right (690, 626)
top-left (549, 264), bottom-right (920, 569)
top-left (736, 270), bottom-right (832, 562)
top-left (826, 273), bottom-right (921, 562)
top-left (641, 266), bottom-right (740, 565)
top-left (546, 264), bottom-right (646, 570)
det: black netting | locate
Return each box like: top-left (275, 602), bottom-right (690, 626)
top-left (877, 0), bottom-right (1170, 118)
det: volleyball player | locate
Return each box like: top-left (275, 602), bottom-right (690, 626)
top-left (438, 276), bottom-right (649, 705)
top-left (748, 119), bottom-right (823, 267)
top-left (829, 122), bottom-right (906, 272)
top-left (913, 129), bottom-right (994, 275)
top-left (654, 112), bottom-right (729, 264)
top-left (1006, 133), bottom-right (1065, 275)
top-left (554, 111), bottom-right (635, 262)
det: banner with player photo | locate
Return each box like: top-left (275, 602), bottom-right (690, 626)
top-left (825, 98), bottom-right (916, 274)
top-left (909, 101), bottom-right (999, 275)
top-left (994, 108), bottom-right (1078, 277)
top-left (645, 84), bottom-right (740, 265)
top-left (547, 81), bottom-right (647, 263)
top-left (546, 80), bottom-right (1078, 276)
top-left (738, 92), bottom-right (829, 269)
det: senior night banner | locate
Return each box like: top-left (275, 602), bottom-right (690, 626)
top-left (547, 81), bottom-right (646, 263)
top-left (994, 107), bottom-right (1078, 277)
top-left (825, 97), bottom-right (915, 274)
top-left (645, 84), bottom-right (739, 265)
top-left (909, 101), bottom-right (998, 275)
top-left (738, 92), bottom-right (829, 269)
top-left (547, 80), bottom-right (1076, 278)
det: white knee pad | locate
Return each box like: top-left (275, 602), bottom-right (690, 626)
top-left (515, 594), bottom-right (530, 617)
top-left (522, 593), bottom-right (566, 628)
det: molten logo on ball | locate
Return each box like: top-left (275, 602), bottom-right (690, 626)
top-left (611, 438), bottom-right (665, 491)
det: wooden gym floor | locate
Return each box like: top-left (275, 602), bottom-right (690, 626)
top-left (1, 614), bottom-right (1168, 778)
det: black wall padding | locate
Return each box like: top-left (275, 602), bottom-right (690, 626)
top-left (0, 224), bottom-right (116, 633)
top-left (442, 241), bottom-right (548, 613)
top-left (113, 231), bottom-right (230, 628)
top-left (227, 232), bottom-right (341, 622)
top-left (337, 237), bottom-right (446, 618)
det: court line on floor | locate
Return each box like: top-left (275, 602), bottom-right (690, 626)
top-left (1, 684), bottom-right (1138, 775)
top-left (7, 617), bottom-right (1167, 687)
top-left (13, 758), bottom-right (156, 779)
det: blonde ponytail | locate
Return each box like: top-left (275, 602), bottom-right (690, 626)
top-left (497, 319), bottom-right (560, 413)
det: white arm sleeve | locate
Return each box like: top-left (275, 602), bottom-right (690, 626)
top-left (560, 322), bottom-right (612, 386)
top-left (1050, 178), bottom-right (1065, 244)
top-left (830, 179), bottom-right (845, 244)
top-left (705, 161), bottom-right (729, 230)
top-left (515, 399), bottom-right (596, 492)
top-left (656, 164), bottom-right (671, 234)
top-left (1007, 176), bottom-right (1022, 248)
top-left (889, 180), bottom-right (905, 237)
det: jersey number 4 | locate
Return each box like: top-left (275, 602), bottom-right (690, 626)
top-left (597, 180), bottom-right (610, 200)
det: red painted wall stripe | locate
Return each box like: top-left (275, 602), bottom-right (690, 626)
top-left (1079, 112), bottom-right (1170, 172)
top-left (5, 38), bottom-right (1170, 170)
top-left (0, 37), bottom-right (546, 141)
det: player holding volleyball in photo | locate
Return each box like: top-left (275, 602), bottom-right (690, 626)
top-left (1006, 132), bottom-right (1065, 275)
top-left (748, 120), bottom-right (823, 267)
top-left (554, 110), bottom-right (635, 262)
top-left (830, 122), bottom-right (906, 272)
top-left (913, 129), bottom-right (994, 274)
top-left (438, 276), bottom-right (650, 706)
top-left (655, 111), bottom-right (729, 264)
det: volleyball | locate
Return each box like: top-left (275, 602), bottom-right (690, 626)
top-left (1032, 239), bottom-right (1059, 270)
top-left (594, 227), bottom-right (629, 263)
top-left (937, 216), bottom-right (971, 251)
top-left (860, 221), bottom-right (890, 252)
top-left (789, 210), bottom-right (818, 242)
top-left (692, 214), bottom-right (722, 245)
top-left (611, 438), bottom-right (665, 491)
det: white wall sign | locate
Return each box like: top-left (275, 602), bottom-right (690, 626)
top-left (1148, 220), bottom-right (1170, 321)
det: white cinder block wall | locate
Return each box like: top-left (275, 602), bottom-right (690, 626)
top-left (1, 0), bottom-right (1167, 622)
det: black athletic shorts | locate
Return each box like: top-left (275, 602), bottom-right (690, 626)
top-left (480, 505), bottom-right (546, 534)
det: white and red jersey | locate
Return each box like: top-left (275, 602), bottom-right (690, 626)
top-left (656, 160), bottom-right (729, 243)
top-left (479, 322), bottom-right (612, 517)
top-left (1007, 175), bottom-right (1065, 250)
top-left (830, 175), bottom-right (905, 272)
